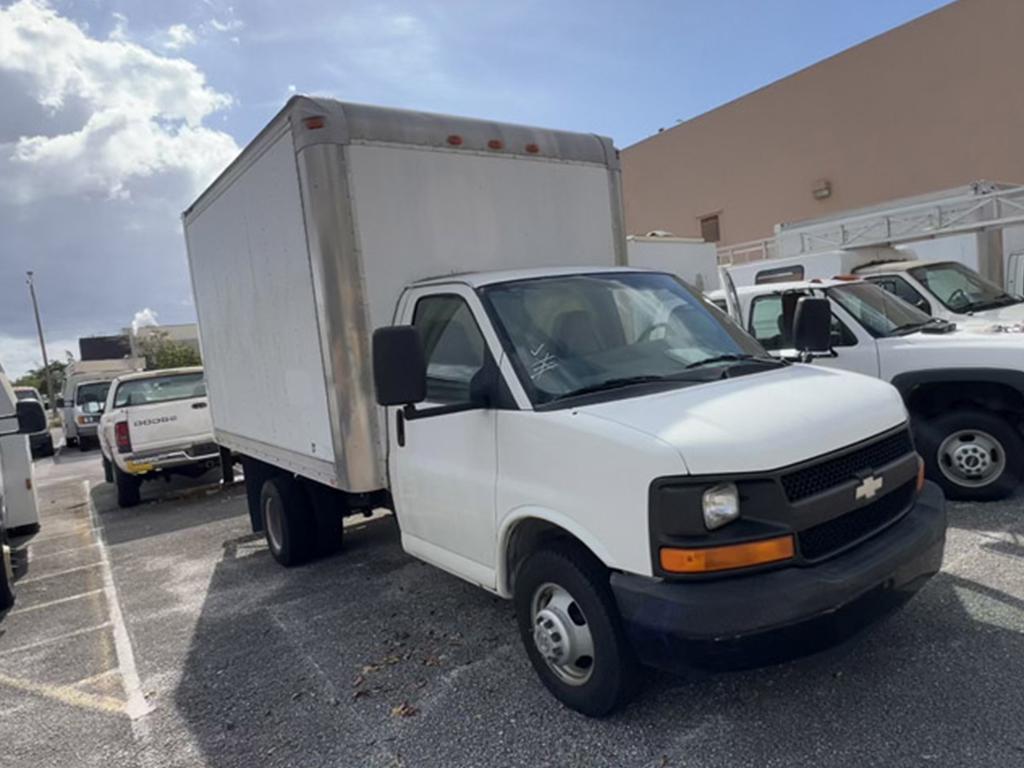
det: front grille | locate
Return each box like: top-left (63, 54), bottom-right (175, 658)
top-left (188, 441), bottom-right (219, 458)
top-left (781, 429), bottom-right (914, 502)
top-left (798, 480), bottom-right (915, 561)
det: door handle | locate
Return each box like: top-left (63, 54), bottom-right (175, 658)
top-left (192, 402), bottom-right (208, 409)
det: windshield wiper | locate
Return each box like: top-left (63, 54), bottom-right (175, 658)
top-left (887, 317), bottom-right (949, 336)
top-left (964, 295), bottom-right (1022, 312)
top-left (684, 353), bottom-right (785, 370)
top-left (558, 374), bottom-right (698, 400)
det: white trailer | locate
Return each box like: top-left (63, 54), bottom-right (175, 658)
top-left (626, 234), bottom-right (719, 292)
top-left (184, 97), bottom-right (626, 496)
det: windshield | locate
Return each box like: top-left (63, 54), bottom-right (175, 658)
top-left (114, 372), bottom-right (205, 408)
top-left (480, 272), bottom-right (768, 405)
top-left (907, 261), bottom-right (1021, 313)
top-left (76, 381), bottom-right (111, 413)
top-left (828, 282), bottom-right (933, 337)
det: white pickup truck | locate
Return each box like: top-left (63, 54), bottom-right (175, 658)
top-left (713, 275), bottom-right (1024, 500)
top-left (98, 367), bottom-right (220, 508)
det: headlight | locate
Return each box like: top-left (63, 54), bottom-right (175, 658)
top-left (702, 483), bottom-right (740, 530)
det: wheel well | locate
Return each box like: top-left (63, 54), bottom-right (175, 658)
top-left (504, 518), bottom-right (602, 595)
top-left (906, 381), bottom-right (1024, 420)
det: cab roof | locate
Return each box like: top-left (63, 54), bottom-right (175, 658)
top-left (411, 266), bottom-right (654, 289)
top-left (110, 366), bottom-right (204, 384)
top-left (708, 277), bottom-right (861, 299)
top-left (852, 259), bottom-right (932, 274)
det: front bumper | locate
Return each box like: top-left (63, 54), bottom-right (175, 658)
top-left (76, 423), bottom-right (100, 438)
top-left (611, 481), bottom-right (946, 671)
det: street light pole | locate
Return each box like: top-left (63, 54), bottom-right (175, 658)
top-left (26, 271), bottom-right (57, 417)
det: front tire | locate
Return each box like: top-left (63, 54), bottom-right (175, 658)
top-left (1, 526), bottom-right (16, 611)
top-left (260, 477), bottom-right (316, 567)
top-left (114, 465), bottom-right (142, 507)
top-left (916, 409), bottom-right (1023, 500)
top-left (513, 542), bottom-right (639, 717)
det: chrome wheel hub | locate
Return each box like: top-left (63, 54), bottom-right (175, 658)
top-left (530, 582), bottom-right (595, 686)
top-left (2, 543), bottom-right (13, 588)
top-left (938, 429), bottom-right (1005, 488)
top-left (264, 496), bottom-right (283, 552)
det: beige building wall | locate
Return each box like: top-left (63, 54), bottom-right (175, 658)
top-left (621, 0), bottom-right (1024, 247)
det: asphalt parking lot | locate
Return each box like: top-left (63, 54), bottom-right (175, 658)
top-left (2, 448), bottom-right (1024, 767)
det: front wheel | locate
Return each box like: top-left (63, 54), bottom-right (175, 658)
top-left (916, 409), bottom-right (1023, 501)
top-left (1, 526), bottom-right (16, 611)
top-left (513, 543), bottom-right (639, 717)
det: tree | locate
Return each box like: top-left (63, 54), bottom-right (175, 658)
top-left (14, 360), bottom-right (67, 402)
top-left (137, 330), bottom-right (202, 370)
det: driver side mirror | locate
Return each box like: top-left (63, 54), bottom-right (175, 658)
top-left (373, 326), bottom-right (427, 406)
top-left (16, 399), bottom-right (47, 435)
top-left (793, 297), bottom-right (832, 355)
top-left (55, 397), bottom-right (65, 409)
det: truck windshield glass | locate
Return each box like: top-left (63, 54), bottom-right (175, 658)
top-left (481, 272), bottom-right (768, 405)
top-left (828, 282), bottom-right (934, 337)
top-left (114, 373), bottom-right (206, 408)
top-left (76, 382), bottom-right (111, 412)
top-left (907, 261), bottom-right (1022, 312)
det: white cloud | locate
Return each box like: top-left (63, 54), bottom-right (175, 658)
top-left (162, 23), bottom-right (197, 51)
top-left (0, 0), bottom-right (239, 204)
top-left (0, 334), bottom-right (78, 380)
top-left (131, 308), bottom-right (159, 334)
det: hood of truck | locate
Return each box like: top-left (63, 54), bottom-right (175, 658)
top-left (577, 365), bottom-right (907, 475)
top-left (955, 302), bottom-right (1024, 329)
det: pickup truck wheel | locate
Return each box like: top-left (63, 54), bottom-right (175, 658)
top-left (260, 477), bottom-right (316, 567)
top-left (102, 457), bottom-right (114, 484)
top-left (1, 526), bottom-right (16, 611)
top-left (917, 409), bottom-right (1023, 501)
top-left (114, 466), bottom-right (142, 508)
top-left (514, 543), bottom-right (639, 717)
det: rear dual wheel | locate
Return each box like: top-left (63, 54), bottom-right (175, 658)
top-left (260, 477), bottom-right (344, 567)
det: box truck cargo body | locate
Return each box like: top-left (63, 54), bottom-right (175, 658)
top-left (183, 98), bottom-right (946, 716)
top-left (184, 97), bottom-right (625, 494)
top-left (626, 235), bottom-right (719, 292)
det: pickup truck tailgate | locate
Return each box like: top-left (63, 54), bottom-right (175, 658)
top-left (127, 398), bottom-right (213, 454)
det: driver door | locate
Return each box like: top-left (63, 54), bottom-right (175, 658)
top-left (388, 286), bottom-right (500, 588)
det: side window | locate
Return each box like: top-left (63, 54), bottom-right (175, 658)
top-left (749, 295), bottom-right (856, 350)
top-left (749, 295), bottom-right (786, 350)
top-left (866, 276), bottom-right (931, 313)
top-left (413, 295), bottom-right (486, 404)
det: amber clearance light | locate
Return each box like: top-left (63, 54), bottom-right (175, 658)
top-left (660, 535), bottom-right (795, 574)
top-left (916, 454), bottom-right (926, 493)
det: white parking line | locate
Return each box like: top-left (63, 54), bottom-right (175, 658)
top-left (83, 480), bottom-right (152, 721)
top-left (17, 561), bottom-right (104, 585)
top-left (22, 541), bottom-right (101, 562)
top-left (7, 588), bottom-right (105, 616)
top-left (0, 622), bottom-right (113, 656)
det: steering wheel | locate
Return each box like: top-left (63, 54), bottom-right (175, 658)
top-left (637, 322), bottom-right (669, 343)
top-left (947, 288), bottom-right (970, 310)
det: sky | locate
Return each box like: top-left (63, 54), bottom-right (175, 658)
top-left (0, 0), bottom-right (952, 378)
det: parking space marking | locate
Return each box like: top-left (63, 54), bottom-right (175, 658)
top-left (0, 671), bottom-right (125, 716)
top-left (0, 622), bottom-right (113, 657)
top-left (17, 561), bottom-right (104, 586)
top-left (7, 588), bottom-right (105, 616)
top-left (84, 481), bottom-right (152, 721)
top-left (23, 541), bottom-right (100, 562)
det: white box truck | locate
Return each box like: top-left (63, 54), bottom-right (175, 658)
top-left (184, 97), bottom-right (946, 716)
top-left (626, 234), bottom-right (720, 292)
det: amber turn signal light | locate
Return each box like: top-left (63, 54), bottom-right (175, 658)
top-left (660, 535), bottom-right (795, 574)
top-left (916, 454), bottom-right (926, 493)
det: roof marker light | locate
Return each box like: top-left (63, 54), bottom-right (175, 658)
top-left (525, 143), bottom-right (540, 154)
top-left (447, 134), bottom-right (463, 146)
top-left (487, 139), bottom-right (504, 150)
top-left (302, 116), bottom-right (326, 130)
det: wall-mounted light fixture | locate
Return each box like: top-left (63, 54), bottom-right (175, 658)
top-left (812, 179), bottom-right (832, 200)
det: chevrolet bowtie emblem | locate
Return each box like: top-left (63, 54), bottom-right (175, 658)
top-left (855, 475), bottom-right (884, 501)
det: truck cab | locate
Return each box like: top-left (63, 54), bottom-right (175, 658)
top-left (714, 276), bottom-right (1024, 500)
top-left (853, 259), bottom-right (1024, 327)
top-left (370, 267), bottom-right (946, 714)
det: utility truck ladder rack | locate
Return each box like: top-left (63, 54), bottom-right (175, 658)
top-left (789, 181), bottom-right (1024, 254)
